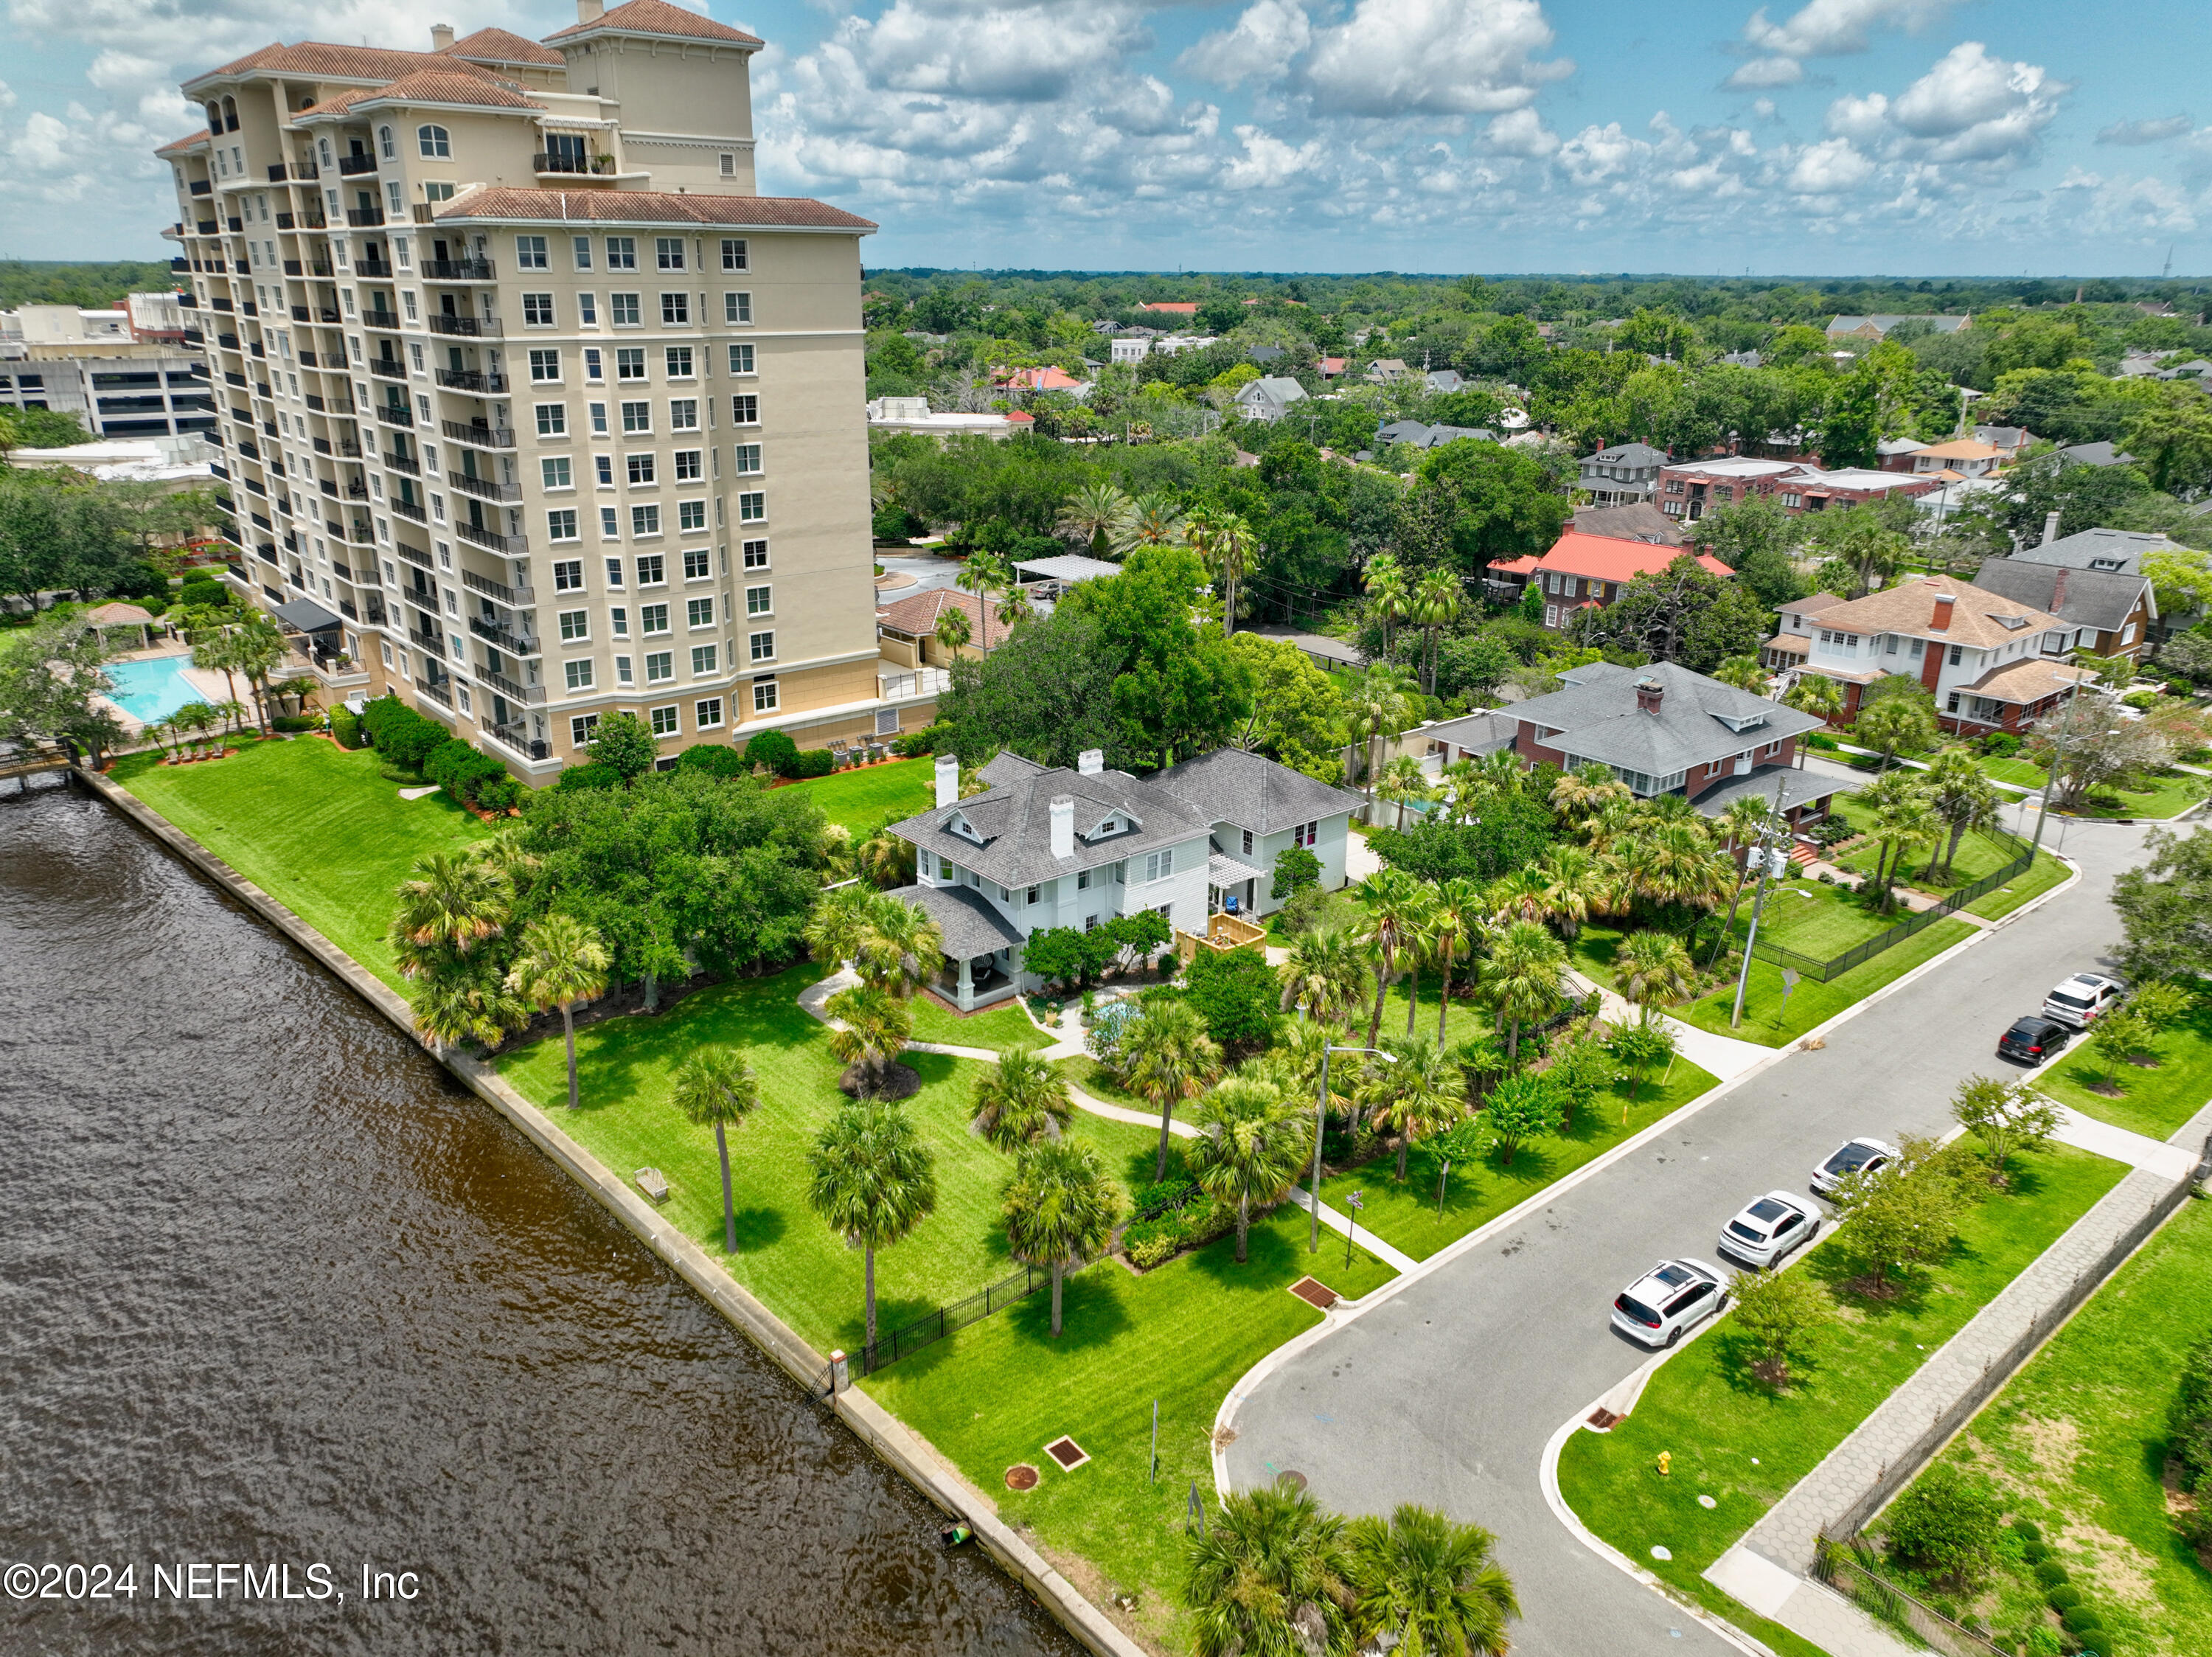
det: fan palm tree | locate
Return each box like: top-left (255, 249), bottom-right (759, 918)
top-left (1484, 866), bottom-right (1552, 928)
top-left (1056, 478), bottom-right (1130, 556)
top-left (1121, 998), bottom-right (1223, 1182)
top-left (1188, 1074), bottom-right (1312, 1264)
top-left (672, 1046), bottom-right (761, 1255)
top-left (1190, 509), bottom-right (1256, 636)
top-left (1863, 774), bottom-right (1939, 911)
top-left (1549, 763), bottom-right (1632, 836)
top-left (1356, 866), bottom-right (1427, 1057)
top-left (1636, 819), bottom-right (1731, 951)
top-left (1365, 1035), bottom-right (1464, 1181)
top-left (807, 1098), bottom-right (937, 1351)
top-left (1921, 746), bottom-right (2004, 879)
top-left (1425, 877), bottom-right (1483, 1045)
top-left (853, 824), bottom-right (917, 889)
top-left (855, 891), bottom-right (945, 996)
top-left (1181, 1484), bottom-right (1352, 1657)
top-left (933, 603), bottom-right (973, 658)
top-left (1707, 796), bottom-right (1778, 967)
top-left (228, 610), bottom-right (289, 734)
top-left (1481, 918), bottom-right (1568, 1061)
top-left (970, 1046), bottom-right (1075, 1150)
top-left (1001, 1139), bottom-right (1124, 1336)
top-left (824, 982), bottom-right (914, 1094)
top-left (390, 850), bottom-right (514, 965)
top-left (1411, 569), bottom-right (1462, 695)
top-left (1537, 845), bottom-right (1602, 940)
top-left (1615, 929), bottom-right (1695, 1026)
top-left (407, 957), bottom-right (527, 1052)
top-left (1784, 673), bottom-right (1844, 737)
top-left (804, 884), bottom-right (874, 970)
top-left (1377, 753), bottom-right (1435, 830)
top-left (1363, 553), bottom-right (1411, 659)
top-left (1346, 664), bottom-right (1419, 806)
top-left (1712, 655), bottom-right (1772, 696)
top-left (1279, 925), bottom-right (1374, 1029)
top-left (505, 914), bottom-right (611, 1112)
top-left (953, 551), bottom-right (1010, 606)
top-left (1346, 1504), bottom-right (1520, 1657)
top-left (1114, 490), bottom-right (1185, 555)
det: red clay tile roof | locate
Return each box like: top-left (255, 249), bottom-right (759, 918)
top-left (156, 131), bottom-right (210, 156)
top-left (1139, 301), bottom-right (1198, 313)
top-left (435, 187), bottom-right (874, 229)
top-left (445, 27), bottom-right (568, 67)
top-left (543, 0), bottom-right (762, 46)
top-left (995, 366), bottom-right (1083, 391)
top-left (190, 42), bottom-right (456, 88)
top-left (298, 69), bottom-right (543, 118)
top-left (876, 586), bottom-right (1014, 651)
top-left (1534, 531), bottom-right (1729, 583)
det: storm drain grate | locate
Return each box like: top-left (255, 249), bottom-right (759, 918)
top-left (1043, 1436), bottom-right (1091, 1471)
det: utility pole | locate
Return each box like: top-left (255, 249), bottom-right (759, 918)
top-left (1729, 774), bottom-right (1791, 1030)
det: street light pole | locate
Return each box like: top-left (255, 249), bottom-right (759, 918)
top-left (2029, 687), bottom-right (2119, 856)
top-left (1310, 1043), bottom-right (1394, 1252)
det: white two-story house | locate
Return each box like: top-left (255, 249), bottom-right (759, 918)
top-left (1795, 575), bottom-right (2094, 736)
top-left (1152, 746), bottom-right (1365, 921)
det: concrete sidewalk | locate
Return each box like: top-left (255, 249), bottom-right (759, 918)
top-left (1285, 1186), bottom-right (1420, 1274)
top-left (1569, 973), bottom-right (1772, 1084)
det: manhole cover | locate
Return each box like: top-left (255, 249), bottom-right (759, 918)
top-left (1043, 1436), bottom-right (1091, 1470)
top-left (1287, 1276), bottom-right (1338, 1310)
top-left (1004, 1463), bottom-right (1039, 1491)
top-left (1276, 1470), bottom-right (1307, 1493)
top-left (1587, 1408), bottom-right (1621, 1430)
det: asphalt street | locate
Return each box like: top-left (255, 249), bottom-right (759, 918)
top-left (1223, 804), bottom-right (2158, 1657)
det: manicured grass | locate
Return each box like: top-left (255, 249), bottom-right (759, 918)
top-left (863, 1205), bottom-right (1399, 1648)
top-left (2062, 767), bottom-right (2211, 821)
top-left (1317, 1057), bottom-right (1719, 1261)
top-left (1056, 1054), bottom-right (1152, 1112)
top-left (111, 735), bottom-right (486, 990)
top-left (1961, 845), bottom-right (2070, 920)
top-left (1736, 878), bottom-right (1894, 958)
top-left (1676, 917), bottom-right (1976, 1048)
top-left (1895, 1196), bottom-right (2212, 1656)
top-left (1555, 1141), bottom-right (2129, 1617)
top-left (497, 963), bottom-right (1156, 1357)
top-left (908, 991), bottom-right (1053, 1052)
top-left (2035, 993), bottom-right (2212, 1140)
top-left (780, 756), bottom-right (935, 836)
top-left (1980, 754), bottom-right (2050, 790)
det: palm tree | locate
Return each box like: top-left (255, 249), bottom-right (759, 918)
top-left (1411, 569), bottom-right (1462, 695)
top-left (1346, 664), bottom-right (1419, 807)
top-left (407, 958), bottom-right (527, 1051)
top-left (1182, 1484), bottom-right (1352, 1657)
top-left (1425, 877), bottom-right (1483, 1045)
top-left (1921, 747), bottom-right (2004, 879)
top-left (1856, 694), bottom-right (1938, 774)
top-left (1713, 655), bottom-right (1771, 696)
top-left (1537, 846), bottom-right (1601, 941)
top-left (1377, 753), bottom-right (1434, 830)
top-left (1863, 774), bottom-right (1938, 911)
top-left (807, 1098), bottom-right (937, 1351)
top-left (672, 1046), bottom-right (760, 1255)
top-left (227, 611), bottom-right (289, 734)
top-left (1056, 479), bottom-right (1130, 556)
top-left (190, 625), bottom-right (243, 716)
top-left (824, 982), bottom-right (914, 1094)
top-left (1549, 763), bottom-right (1632, 835)
top-left (853, 824), bottom-right (916, 889)
top-left (1615, 929), bottom-right (1695, 1026)
top-left (1114, 490), bottom-right (1184, 555)
top-left (1346, 1504), bottom-right (1519, 1657)
top-left (1784, 673), bottom-right (1845, 741)
top-left (1206, 511), bottom-right (1257, 636)
top-left (856, 891), bottom-right (945, 996)
top-left (1481, 918), bottom-right (1568, 1061)
top-left (1366, 1035), bottom-right (1463, 1181)
top-left (970, 1046), bottom-right (1075, 1150)
top-left (390, 850), bottom-right (513, 967)
top-left (1484, 866), bottom-right (1552, 927)
top-left (953, 551), bottom-right (1010, 610)
top-left (804, 884), bottom-right (874, 969)
top-left (1121, 998), bottom-right (1222, 1182)
top-left (1279, 925), bottom-right (1373, 1028)
top-left (505, 914), bottom-right (611, 1112)
top-left (933, 603), bottom-right (973, 659)
top-left (1001, 1139), bottom-right (1124, 1336)
top-left (1707, 795), bottom-right (1777, 968)
top-left (1363, 554), bottom-right (1411, 659)
top-left (1356, 866), bottom-right (1427, 1056)
top-left (1188, 1074), bottom-right (1312, 1264)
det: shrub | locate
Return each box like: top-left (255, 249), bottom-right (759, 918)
top-left (892, 721), bottom-right (951, 758)
top-left (676, 743), bottom-right (751, 779)
top-left (789, 747), bottom-right (836, 779)
top-left (2012, 1519), bottom-right (2043, 1543)
top-left (270, 714), bottom-right (319, 732)
top-left (1882, 1464), bottom-right (2003, 1583)
top-left (2062, 1607), bottom-right (2101, 1634)
top-left (2076, 1630), bottom-right (2112, 1657)
top-left (872, 504), bottom-right (918, 542)
top-left (329, 706), bottom-right (363, 749)
top-left (2034, 1559), bottom-right (2069, 1588)
top-left (2020, 1540), bottom-right (2050, 1564)
top-left (177, 577), bottom-right (229, 611)
top-left (2041, 1576), bottom-right (2076, 1601)
top-left (584, 709), bottom-right (658, 781)
top-left (1981, 732), bottom-right (2023, 757)
top-left (475, 775), bottom-right (526, 813)
top-left (557, 761), bottom-right (621, 792)
top-left (2123, 690), bottom-right (2161, 711)
top-left (360, 696), bottom-right (451, 773)
top-left (1183, 944), bottom-right (1282, 1053)
top-left (423, 740), bottom-right (511, 805)
top-left (742, 728), bottom-right (799, 777)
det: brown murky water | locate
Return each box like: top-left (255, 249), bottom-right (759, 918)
top-left (0, 780), bottom-right (1077, 1656)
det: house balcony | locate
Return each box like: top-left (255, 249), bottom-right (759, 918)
top-left (345, 207), bottom-right (385, 227)
top-left (487, 721), bottom-right (554, 763)
top-left (879, 665), bottom-right (951, 701)
top-left (447, 470), bottom-right (520, 502)
top-left (414, 676), bottom-right (453, 710)
top-left (422, 259), bottom-right (494, 282)
top-left (361, 310), bottom-right (403, 331)
top-left (460, 567), bottom-right (533, 606)
top-left (335, 154), bottom-right (378, 177)
top-left (374, 403), bottom-right (414, 430)
top-left (389, 499), bottom-right (428, 524)
top-left (478, 666), bottom-right (546, 706)
top-left (368, 358), bottom-right (407, 380)
top-left (467, 614), bottom-right (540, 656)
top-left (382, 451), bottom-right (420, 476)
top-left (427, 313), bottom-right (500, 337)
top-left (435, 367), bottom-right (507, 394)
top-left (357, 259), bottom-right (394, 278)
top-left (442, 420), bottom-right (515, 451)
top-left (454, 520), bottom-right (526, 555)
top-left (395, 541), bottom-right (434, 572)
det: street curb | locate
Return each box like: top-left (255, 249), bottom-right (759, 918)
top-left (77, 766), bottom-right (1147, 1657)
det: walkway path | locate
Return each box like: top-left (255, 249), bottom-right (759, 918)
top-left (2048, 1102), bottom-right (2201, 1178)
top-left (1285, 1186), bottom-right (1420, 1274)
top-left (1568, 973), bottom-right (1771, 1084)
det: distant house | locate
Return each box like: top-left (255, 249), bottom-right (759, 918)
top-left (1317, 356), bottom-right (1348, 380)
top-left (1234, 376), bottom-right (1309, 422)
top-left (1877, 437), bottom-right (1928, 473)
top-left (1152, 333), bottom-right (1220, 355)
top-left (1797, 574), bottom-right (2093, 734)
top-left (1973, 557), bottom-right (2157, 664)
top-left (1109, 337), bottom-right (1151, 364)
top-left (1657, 457), bottom-right (1938, 522)
top-left (1826, 314), bottom-right (1972, 341)
top-left (1910, 440), bottom-right (2008, 478)
top-left (1248, 344), bottom-right (1287, 365)
top-left (1972, 425), bottom-right (2035, 458)
top-left (1576, 442), bottom-right (1668, 506)
top-left (1374, 419), bottom-right (1493, 450)
top-left (993, 365), bottom-right (1091, 399)
top-left (1529, 531), bottom-right (1731, 633)
top-left (1139, 301), bottom-right (1198, 317)
top-left (1568, 501), bottom-right (1685, 546)
top-left (2055, 442), bottom-right (2136, 469)
top-left (1760, 591), bottom-right (1849, 672)
top-left (1482, 554), bottom-right (1544, 602)
top-left (876, 587), bottom-right (1013, 669)
top-left (2012, 526), bottom-right (2176, 578)
top-left (865, 396), bottom-right (1018, 441)
top-left (1366, 358), bottom-right (1411, 383)
top-left (1425, 368), bottom-right (1465, 393)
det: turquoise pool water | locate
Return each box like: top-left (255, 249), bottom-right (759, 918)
top-left (104, 656), bottom-right (204, 724)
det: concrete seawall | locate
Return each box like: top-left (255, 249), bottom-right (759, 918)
top-left (78, 763), bottom-right (1148, 1657)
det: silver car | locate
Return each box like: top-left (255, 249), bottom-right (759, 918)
top-left (1610, 1258), bottom-right (1731, 1348)
top-left (1717, 1190), bottom-right (1820, 1270)
top-left (1810, 1136), bottom-right (1898, 1198)
top-left (2042, 973), bottom-right (2123, 1031)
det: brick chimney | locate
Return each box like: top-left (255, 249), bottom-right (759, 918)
top-left (1930, 591), bottom-right (1956, 632)
top-left (431, 23), bottom-right (456, 49)
top-left (2051, 569), bottom-right (2068, 613)
top-left (1634, 674), bottom-right (1665, 715)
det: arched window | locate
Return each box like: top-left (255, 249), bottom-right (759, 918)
top-left (318, 137), bottom-right (333, 169)
top-left (221, 96), bottom-right (239, 132)
top-left (205, 103), bottom-right (222, 135)
top-left (417, 125), bottom-right (450, 159)
top-left (378, 125), bottom-right (397, 160)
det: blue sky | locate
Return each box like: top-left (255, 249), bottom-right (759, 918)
top-left (4, 0), bottom-right (2209, 276)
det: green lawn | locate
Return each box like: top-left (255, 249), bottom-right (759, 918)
top-left (498, 962), bottom-right (1157, 1358)
top-left (908, 992), bottom-right (1053, 1052)
top-left (1057, 1054), bottom-right (1153, 1111)
top-left (1980, 754), bottom-right (2051, 790)
top-left (1676, 917), bottom-right (1976, 1047)
top-left (1961, 845), bottom-right (2071, 920)
top-left (112, 735), bottom-right (487, 990)
top-left (1555, 1141), bottom-right (2129, 1633)
top-left (2035, 993), bottom-right (2212, 1139)
top-left (1891, 1196), bottom-right (2212, 1656)
top-left (2062, 767), bottom-right (2212, 821)
top-left (1318, 1058), bottom-right (1719, 1261)
top-left (1738, 878), bottom-right (1894, 958)
top-left (864, 1205), bottom-right (1399, 1650)
top-left (780, 756), bottom-right (936, 836)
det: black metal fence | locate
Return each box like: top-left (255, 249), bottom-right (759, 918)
top-left (1752, 828), bottom-right (2035, 983)
top-left (1813, 1536), bottom-right (2004, 1657)
top-left (816, 1261), bottom-right (1082, 1384)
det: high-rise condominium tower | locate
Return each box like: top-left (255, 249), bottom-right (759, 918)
top-left (161, 0), bottom-right (931, 777)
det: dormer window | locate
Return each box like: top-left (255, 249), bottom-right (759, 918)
top-left (945, 810), bottom-right (985, 845)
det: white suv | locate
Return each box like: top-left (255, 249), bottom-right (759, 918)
top-left (1717, 1190), bottom-right (1820, 1270)
top-left (2042, 973), bottom-right (2123, 1030)
top-left (1610, 1258), bottom-right (1730, 1348)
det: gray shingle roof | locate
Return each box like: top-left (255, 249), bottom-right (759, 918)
top-left (890, 763), bottom-right (1212, 888)
top-left (1581, 442), bottom-right (1668, 467)
top-left (1414, 710), bottom-right (1519, 755)
top-left (1693, 764), bottom-right (1860, 819)
top-left (1971, 557), bottom-right (2151, 633)
top-left (2009, 527), bottom-right (2175, 575)
top-left (883, 883), bottom-right (1025, 959)
top-left (1377, 420), bottom-right (1495, 449)
top-left (1512, 661), bottom-right (1823, 778)
top-left (1151, 747), bottom-right (1366, 836)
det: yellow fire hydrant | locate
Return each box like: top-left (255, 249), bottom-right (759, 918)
top-left (1658, 1451), bottom-right (1672, 1477)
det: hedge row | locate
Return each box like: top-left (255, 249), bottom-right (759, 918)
top-left (425, 740), bottom-right (521, 810)
top-left (359, 694), bottom-right (520, 808)
top-left (360, 695), bottom-right (448, 772)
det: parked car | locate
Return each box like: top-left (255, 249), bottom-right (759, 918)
top-left (1997, 1015), bottom-right (2072, 1066)
top-left (1610, 1258), bottom-right (1731, 1348)
top-left (1717, 1190), bottom-right (1820, 1270)
top-left (2042, 973), bottom-right (2124, 1030)
top-left (1810, 1137), bottom-right (1899, 1198)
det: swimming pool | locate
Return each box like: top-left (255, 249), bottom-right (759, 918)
top-left (104, 656), bottom-right (206, 725)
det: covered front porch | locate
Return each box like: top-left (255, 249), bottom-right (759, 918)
top-left (883, 880), bottom-right (1026, 1013)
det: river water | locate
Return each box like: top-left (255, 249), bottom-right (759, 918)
top-left (0, 781), bottom-right (1077, 1656)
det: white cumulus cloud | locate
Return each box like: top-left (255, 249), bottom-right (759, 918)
top-left (1177, 0), bottom-right (1310, 89)
top-left (2096, 116), bottom-right (2192, 146)
top-left (1299, 0), bottom-right (1569, 118)
top-left (1725, 56), bottom-right (1804, 89)
top-left (1825, 42), bottom-right (2065, 165)
top-left (1743, 0), bottom-right (1954, 60)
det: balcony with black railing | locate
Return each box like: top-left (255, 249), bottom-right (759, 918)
top-left (425, 313), bottom-right (501, 337)
top-left (189, 179), bottom-right (212, 196)
top-left (335, 153), bottom-right (378, 176)
top-left (345, 207), bottom-right (384, 227)
top-left (435, 367), bottom-right (507, 394)
top-left (368, 357), bottom-right (406, 380)
top-left (395, 541), bottom-right (435, 572)
top-left (467, 614), bottom-right (540, 656)
top-left (454, 519), bottom-right (526, 555)
top-left (361, 309), bottom-right (403, 331)
top-left (487, 723), bottom-right (552, 763)
top-left (382, 451), bottom-right (420, 476)
top-left (422, 258), bottom-right (494, 281)
top-left (460, 568), bottom-right (534, 606)
top-left (478, 665), bottom-right (546, 706)
top-left (446, 470), bottom-right (521, 502)
top-left (375, 403), bottom-right (414, 429)
top-left (389, 499), bottom-right (428, 524)
top-left (441, 420), bottom-right (515, 450)
top-left (356, 258), bottom-right (394, 277)
top-left (415, 677), bottom-right (453, 709)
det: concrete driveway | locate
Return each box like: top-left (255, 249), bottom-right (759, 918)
top-left (1222, 807), bottom-right (2154, 1657)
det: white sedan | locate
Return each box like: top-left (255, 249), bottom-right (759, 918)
top-left (1717, 1190), bottom-right (1820, 1270)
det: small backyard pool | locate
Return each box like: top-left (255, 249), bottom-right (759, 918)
top-left (103, 656), bottom-right (204, 725)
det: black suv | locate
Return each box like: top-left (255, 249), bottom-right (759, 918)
top-left (1997, 1015), bottom-right (2070, 1065)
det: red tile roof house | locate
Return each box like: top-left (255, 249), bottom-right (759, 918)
top-left (1138, 302), bottom-right (1198, 316)
top-left (1530, 532), bottom-right (1730, 633)
top-left (1656, 457), bottom-right (1940, 523)
top-left (993, 366), bottom-right (1088, 394)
